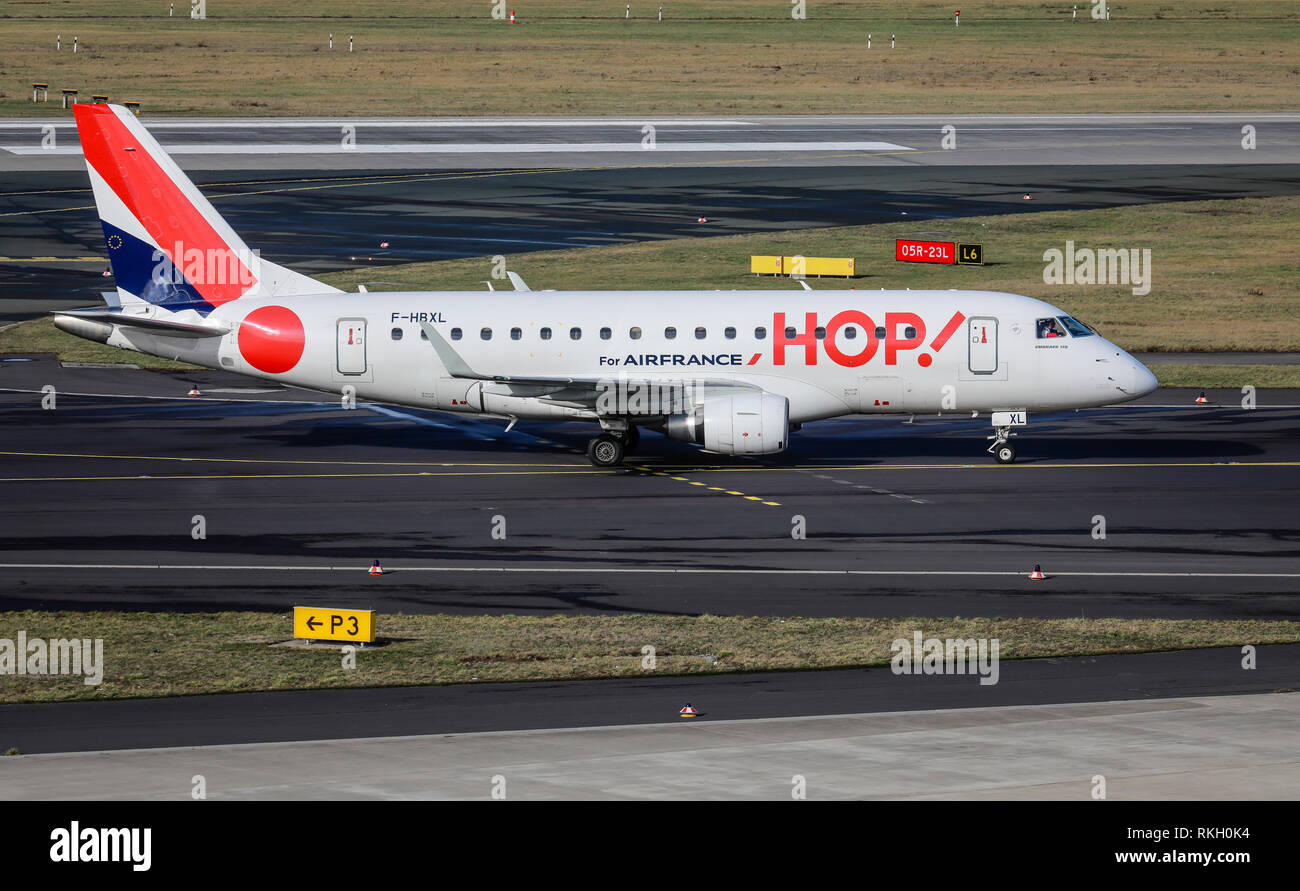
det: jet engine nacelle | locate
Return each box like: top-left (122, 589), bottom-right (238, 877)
top-left (665, 392), bottom-right (789, 455)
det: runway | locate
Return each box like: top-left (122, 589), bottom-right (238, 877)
top-left (1, 357), bottom-right (1297, 619)
top-left (5, 114), bottom-right (1299, 170)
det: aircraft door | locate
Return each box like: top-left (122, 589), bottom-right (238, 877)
top-left (968, 317), bottom-right (998, 374)
top-left (858, 375), bottom-right (904, 411)
top-left (337, 319), bottom-right (367, 374)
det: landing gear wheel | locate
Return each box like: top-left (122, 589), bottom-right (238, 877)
top-left (622, 425), bottom-right (640, 455)
top-left (587, 433), bottom-right (625, 467)
top-left (994, 443), bottom-right (1017, 464)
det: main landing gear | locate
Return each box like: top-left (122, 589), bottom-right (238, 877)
top-left (586, 424), bottom-right (639, 467)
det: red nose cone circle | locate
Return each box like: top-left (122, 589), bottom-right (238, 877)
top-left (238, 306), bottom-right (305, 374)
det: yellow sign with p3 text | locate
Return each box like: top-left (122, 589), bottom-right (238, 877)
top-left (293, 606), bottom-right (375, 643)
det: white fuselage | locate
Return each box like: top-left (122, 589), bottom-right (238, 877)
top-left (105, 289), bottom-right (1157, 424)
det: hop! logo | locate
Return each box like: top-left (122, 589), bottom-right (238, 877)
top-left (769, 310), bottom-right (966, 368)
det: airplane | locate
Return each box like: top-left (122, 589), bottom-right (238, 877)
top-left (53, 104), bottom-right (1159, 467)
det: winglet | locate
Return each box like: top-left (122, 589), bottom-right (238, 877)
top-left (419, 321), bottom-right (486, 379)
top-left (506, 271), bottom-right (531, 292)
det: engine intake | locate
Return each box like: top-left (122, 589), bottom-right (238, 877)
top-left (665, 393), bottom-right (789, 455)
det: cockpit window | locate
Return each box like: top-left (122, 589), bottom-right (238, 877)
top-left (1036, 318), bottom-right (1066, 339)
top-left (1057, 316), bottom-right (1095, 337)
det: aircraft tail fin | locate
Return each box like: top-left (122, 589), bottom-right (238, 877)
top-left (73, 103), bottom-right (340, 315)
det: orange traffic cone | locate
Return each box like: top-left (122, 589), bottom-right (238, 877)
top-left (1022, 194), bottom-right (1032, 201)
top-left (1029, 564), bottom-right (1046, 581)
top-left (187, 386), bottom-right (200, 398)
top-left (679, 703), bottom-right (698, 718)
top-left (1195, 392), bottom-right (1209, 405)
top-left (379, 241), bottom-right (389, 249)
top-left (368, 560), bottom-right (384, 576)
top-left (697, 216), bottom-right (708, 223)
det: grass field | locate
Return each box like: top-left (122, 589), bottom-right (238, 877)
top-left (2, 1), bottom-right (1297, 117)
top-left (4, 195), bottom-right (1299, 385)
top-left (1, 610), bottom-right (1296, 705)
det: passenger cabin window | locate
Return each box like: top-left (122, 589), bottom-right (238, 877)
top-left (391, 327), bottom-right (403, 341)
top-left (510, 328), bottom-right (522, 341)
top-left (755, 326), bottom-right (767, 340)
top-left (420, 329), bottom-right (429, 341)
top-left (904, 326), bottom-right (917, 339)
top-left (540, 327), bottom-right (552, 340)
top-left (665, 327), bottom-right (677, 340)
top-left (570, 327), bottom-right (581, 340)
top-left (1037, 318), bottom-right (1066, 339)
top-left (843, 326), bottom-right (857, 340)
top-left (874, 326), bottom-right (886, 340)
top-left (450, 328), bottom-right (463, 341)
top-left (600, 327), bottom-right (612, 340)
top-left (629, 327), bottom-right (642, 340)
top-left (481, 328), bottom-right (492, 340)
top-left (695, 327), bottom-right (707, 340)
top-left (724, 327), bottom-right (736, 340)
top-left (815, 327), bottom-right (826, 340)
top-left (1058, 316), bottom-right (1095, 337)
top-left (784, 326), bottom-right (797, 339)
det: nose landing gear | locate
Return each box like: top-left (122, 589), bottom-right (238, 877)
top-left (991, 438), bottom-right (1017, 464)
top-left (986, 411), bottom-right (1026, 464)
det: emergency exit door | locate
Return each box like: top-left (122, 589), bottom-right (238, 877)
top-left (337, 319), bottom-right (367, 374)
top-left (968, 317), bottom-right (998, 374)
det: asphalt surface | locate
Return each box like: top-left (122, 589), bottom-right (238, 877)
top-left (0, 358), bottom-right (1297, 619)
top-left (3, 645), bottom-right (1296, 755)
top-left (6, 114), bottom-right (1299, 170)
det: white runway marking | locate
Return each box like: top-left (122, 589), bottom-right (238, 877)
top-left (364, 403), bottom-right (498, 441)
top-left (0, 119), bottom-right (757, 130)
top-left (798, 466), bottom-right (929, 504)
top-left (5, 141), bottom-right (914, 156)
top-left (1, 563), bottom-right (1296, 578)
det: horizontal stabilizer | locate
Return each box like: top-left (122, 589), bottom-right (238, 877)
top-left (54, 309), bottom-right (230, 340)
